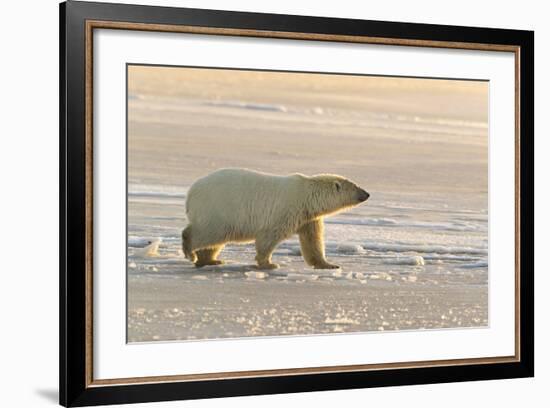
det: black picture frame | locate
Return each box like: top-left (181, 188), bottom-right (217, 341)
top-left (60, 1), bottom-right (534, 406)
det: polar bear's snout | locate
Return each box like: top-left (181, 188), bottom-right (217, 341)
top-left (357, 189), bottom-right (370, 202)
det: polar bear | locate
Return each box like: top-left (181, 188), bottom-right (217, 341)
top-left (181, 168), bottom-right (369, 269)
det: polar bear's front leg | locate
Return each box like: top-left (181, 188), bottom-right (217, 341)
top-left (298, 219), bottom-right (340, 269)
top-left (255, 232), bottom-right (284, 269)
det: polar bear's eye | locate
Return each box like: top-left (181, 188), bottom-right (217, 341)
top-left (334, 182), bottom-right (341, 192)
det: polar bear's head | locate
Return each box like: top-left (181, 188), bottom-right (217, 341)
top-left (306, 174), bottom-right (369, 217)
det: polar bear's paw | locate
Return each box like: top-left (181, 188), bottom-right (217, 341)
top-left (257, 262), bottom-right (280, 270)
top-left (194, 260), bottom-right (224, 268)
top-left (313, 262), bottom-right (341, 270)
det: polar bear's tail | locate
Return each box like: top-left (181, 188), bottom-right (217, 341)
top-left (181, 226), bottom-right (196, 263)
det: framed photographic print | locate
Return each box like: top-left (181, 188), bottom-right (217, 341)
top-left (59, 1), bottom-right (534, 406)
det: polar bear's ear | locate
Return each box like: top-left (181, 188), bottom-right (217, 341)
top-left (334, 181), bottom-right (342, 192)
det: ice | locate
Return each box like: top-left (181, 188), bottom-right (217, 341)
top-left (133, 238), bottom-right (162, 257)
top-left (206, 100), bottom-right (288, 113)
top-left (126, 184), bottom-right (488, 340)
top-left (265, 269), bottom-right (289, 277)
top-left (368, 272), bottom-right (393, 281)
top-left (126, 67), bottom-right (488, 342)
top-left (201, 263), bottom-right (258, 273)
top-left (459, 261), bottom-right (488, 269)
top-left (128, 236), bottom-right (158, 248)
top-left (327, 217), bottom-right (392, 226)
top-left (383, 255), bottom-right (425, 266)
top-left (336, 244), bottom-right (366, 255)
top-left (324, 317), bottom-right (360, 325)
top-left (245, 271), bottom-right (268, 279)
top-left (362, 242), bottom-right (486, 256)
top-left (326, 216), bottom-right (485, 233)
top-left (285, 273), bottom-right (319, 281)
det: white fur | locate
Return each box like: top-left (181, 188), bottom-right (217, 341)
top-left (182, 168), bottom-right (368, 269)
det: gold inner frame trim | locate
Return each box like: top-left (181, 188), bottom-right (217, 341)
top-left (84, 19), bottom-right (521, 388)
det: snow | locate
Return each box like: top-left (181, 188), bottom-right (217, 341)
top-left (125, 66), bottom-right (488, 342)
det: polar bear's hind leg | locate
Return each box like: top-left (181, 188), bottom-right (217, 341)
top-left (254, 231), bottom-right (284, 270)
top-left (194, 245), bottom-right (225, 268)
top-left (181, 226), bottom-right (197, 263)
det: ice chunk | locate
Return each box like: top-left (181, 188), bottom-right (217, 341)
top-left (245, 271), bottom-right (268, 279)
top-left (134, 238), bottom-right (162, 257)
top-left (368, 272), bottom-right (393, 281)
top-left (336, 244), bottom-right (366, 255)
top-left (384, 255), bottom-right (425, 266)
top-left (129, 236), bottom-right (159, 248)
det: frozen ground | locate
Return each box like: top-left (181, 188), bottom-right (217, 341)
top-left (126, 66), bottom-right (488, 342)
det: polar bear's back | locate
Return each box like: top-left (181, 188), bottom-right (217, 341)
top-left (186, 169), bottom-right (302, 234)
